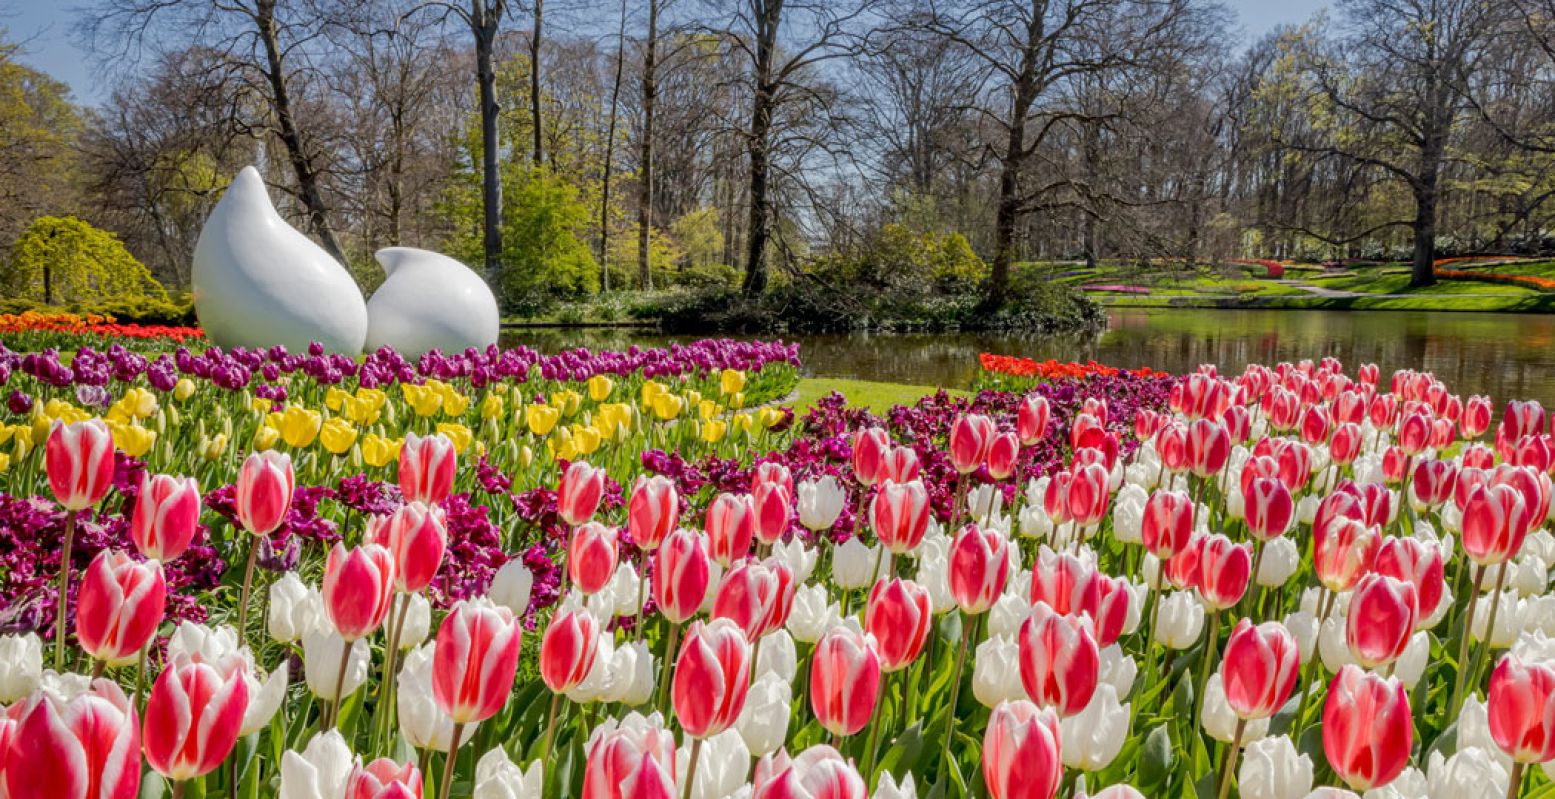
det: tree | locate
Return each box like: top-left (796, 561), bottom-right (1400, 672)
top-left (638, 0), bottom-right (663, 290)
top-left (600, 0), bottom-right (629, 291)
top-left (4, 216), bottom-right (164, 305)
top-left (0, 33), bottom-right (83, 250)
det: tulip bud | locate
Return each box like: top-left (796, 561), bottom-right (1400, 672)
top-left (1018, 395), bottom-right (1050, 446)
top-left (1141, 490), bottom-right (1194, 561)
top-left (558, 460), bottom-right (606, 527)
top-left (865, 578), bottom-right (932, 672)
top-left (949, 524), bottom-right (1009, 615)
top-left (131, 474), bottom-right (201, 562)
top-left (44, 419), bottom-right (115, 511)
top-left (654, 528), bottom-right (712, 624)
top-left (673, 618), bottom-right (751, 738)
top-left (1244, 477), bottom-right (1293, 542)
top-left (810, 627), bottom-right (882, 737)
top-left (0, 633), bottom-right (42, 703)
top-left (433, 599), bottom-right (523, 725)
top-left (1344, 574), bottom-right (1418, 669)
top-left (1222, 619), bottom-right (1300, 720)
top-left (871, 479), bottom-right (931, 554)
top-left (568, 522), bottom-right (620, 596)
top-left (706, 492), bottom-right (756, 567)
top-left (1322, 665), bottom-right (1412, 791)
top-left (950, 414), bottom-right (996, 474)
top-left (488, 558), bottom-right (534, 617)
top-left (144, 653), bottom-right (251, 781)
top-left (1196, 534), bottom-right (1251, 610)
top-left (540, 609), bottom-right (601, 694)
top-left (399, 431), bottom-right (456, 505)
top-left (322, 543), bottom-right (396, 640)
top-left (987, 432), bottom-right (1021, 481)
top-left (628, 475), bottom-right (680, 551)
top-left (796, 476), bottom-right (846, 533)
top-left (236, 450), bottom-right (295, 534)
top-left (982, 700), bottom-right (1062, 799)
top-left (751, 481), bottom-right (793, 546)
top-left (852, 428), bottom-right (892, 487)
top-left (76, 549), bottom-right (167, 666)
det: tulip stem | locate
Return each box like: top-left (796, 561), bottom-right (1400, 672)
top-left (1506, 762), bottom-right (1525, 799)
top-left (171, 781), bottom-right (185, 799)
top-left (862, 671), bottom-right (887, 782)
top-left (1191, 609), bottom-right (1221, 733)
top-left (1472, 563), bottom-right (1511, 698)
top-left (682, 737), bottom-right (704, 799)
top-left (1451, 563), bottom-right (1488, 714)
top-left (657, 622), bottom-right (682, 713)
top-left (377, 595), bottom-right (412, 751)
top-left (134, 643), bottom-right (149, 709)
top-left (940, 616), bottom-right (975, 767)
top-left (235, 535), bottom-right (260, 649)
top-left (91, 659), bottom-right (105, 680)
top-left (53, 508), bottom-right (78, 670)
top-left (1216, 718), bottom-right (1245, 799)
top-left (538, 692), bottom-right (563, 766)
top-left (329, 636), bottom-right (353, 730)
top-left (441, 722), bottom-right (465, 799)
top-left (633, 557), bottom-right (648, 643)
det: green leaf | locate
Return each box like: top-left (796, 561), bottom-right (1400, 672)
top-left (876, 722), bottom-right (926, 783)
top-left (1138, 724), bottom-right (1175, 791)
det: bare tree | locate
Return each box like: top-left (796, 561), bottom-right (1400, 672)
top-left (601, 0), bottom-right (629, 290)
top-left (637, 0), bottom-right (663, 290)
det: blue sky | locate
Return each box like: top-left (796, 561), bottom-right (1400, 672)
top-left (6, 0), bottom-right (1333, 107)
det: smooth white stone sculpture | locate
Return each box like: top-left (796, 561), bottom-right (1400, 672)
top-left (365, 247), bottom-right (500, 358)
top-left (192, 166), bottom-right (369, 353)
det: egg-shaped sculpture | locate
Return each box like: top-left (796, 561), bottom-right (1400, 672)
top-left (192, 166), bottom-right (368, 353)
top-left (365, 247), bottom-right (500, 359)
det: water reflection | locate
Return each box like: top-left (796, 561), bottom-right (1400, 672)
top-left (502, 308), bottom-right (1555, 405)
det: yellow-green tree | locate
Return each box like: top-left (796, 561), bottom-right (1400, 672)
top-left (3, 216), bottom-right (165, 304)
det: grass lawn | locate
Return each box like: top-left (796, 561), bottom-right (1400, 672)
top-left (790, 377), bottom-right (966, 412)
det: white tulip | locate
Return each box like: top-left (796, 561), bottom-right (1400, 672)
top-left (398, 643), bottom-right (470, 751)
top-left (1470, 590), bottom-right (1525, 647)
top-left (677, 729), bottom-right (749, 799)
top-left (987, 593), bottom-right (1033, 640)
top-left (1281, 612), bottom-right (1319, 668)
top-left (1524, 594), bottom-right (1555, 637)
top-left (756, 629), bottom-right (797, 684)
top-left (268, 572), bottom-right (324, 643)
top-left (168, 620), bottom-right (242, 662)
top-left (474, 746), bottom-right (544, 799)
top-left (834, 537), bottom-right (881, 590)
top-left (1426, 746), bottom-right (1508, 798)
top-left (303, 629), bottom-right (369, 701)
top-left (1202, 673), bottom-right (1268, 745)
top-left (614, 641), bottom-right (656, 706)
top-left (876, 772), bottom-right (918, 799)
top-left (0, 632), bottom-right (42, 703)
top-left (1226, 490), bottom-right (1246, 521)
top-left (1512, 629), bottom-right (1555, 662)
top-left (972, 634), bottom-right (1025, 708)
top-left (968, 484), bottom-right (1003, 523)
top-left (1256, 537), bottom-right (1300, 587)
top-left (1456, 696), bottom-right (1513, 771)
top-left (279, 730), bottom-right (354, 799)
top-left (1111, 484), bottom-right (1148, 545)
top-left (1362, 766), bottom-right (1424, 799)
top-left (736, 671), bottom-right (792, 757)
top-left (1154, 591), bottom-right (1206, 650)
top-left (241, 661), bottom-right (290, 737)
top-left (1097, 644), bottom-right (1137, 698)
top-left (1318, 613), bottom-right (1357, 672)
top-left (772, 537), bottom-right (818, 583)
top-left (488, 558), bottom-right (534, 616)
top-left (798, 475), bottom-right (846, 531)
top-left (916, 542), bottom-right (956, 614)
top-left (398, 593), bottom-right (431, 649)
top-left (1524, 530), bottom-right (1555, 565)
top-left (1239, 735), bottom-right (1313, 799)
top-left (1121, 581), bottom-right (1147, 635)
top-left (1019, 505), bottom-right (1055, 541)
top-left (606, 563), bottom-right (643, 618)
top-left (701, 561), bottom-right (724, 614)
top-left (787, 583), bottom-right (840, 644)
top-left (1296, 495), bottom-right (1322, 526)
top-left (1060, 683), bottom-right (1129, 771)
top-left (39, 669), bottom-right (92, 701)
top-left (1393, 632), bottom-right (1430, 689)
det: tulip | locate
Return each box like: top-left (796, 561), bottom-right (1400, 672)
top-left (810, 627), bottom-right (882, 737)
top-left (1197, 534), bottom-right (1252, 611)
top-left (3, 679), bottom-right (140, 799)
top-left (346, 759), bottom-right (422, 799)
top-left (1066, 462), bottom-right (1111, 528)
top-left (568, 522), bottom-right (621, 596)
top-left (75, 549), bottom-right (166, 667)
top-left (751, 746), bottom-right (867, 799)
top-left (833, 537), bottom-right (880, 590)
top-left (1187, 418), bottom-right (1231, 478)
top-left (654, 528), bottom-right (712, 624)
top-left (323, 542), bottom-right (396, 641)
top-left (130, 473), bottom-right (201, 562)
top-left (711, 558), bottom-right (796, 641)
top-left (1141, 489), bottom-right (1194, 561)
top-left (474, 745), bottom-right (544, 798)
top-left (629, 475), bottom-right (680, 550)
top-left (752, 481), bottom-right (793, 546)
top-left (397, 644), bottom-right (469, 752)
top-left (880, 445), bottom-right (922, 484)
top-left (432, 599), bottom-right (523, 725)
top-left (366, 502), bottom-right (447, 595)
top-left (950, 413), bottom-right (995, 474)
top-left (1345, 574), bottom-right (1418, 669)
top-left (489, 558), bottom-right (535, 617)
top-left (982, 700), bottom-right (1062, 799)
top-left (278, 730), bottom-right (354, 799)
top-left (706, 492), bottom-right (756, 567)
top-left (987, 432), bottom-right (1021, 480)
top-left (1238, 735), bottom-right (1313, 799)
top-left (1374, 537), bottom-right (1445, 625)
top-left (398, 431), bottom-right (456, 505)
top-left (852, 427), bottom-right (891, 487)
top-left (1018, 394), bottom-right (1051, 445)
top-left (143, 653), bottom-right (251, 783)
top-left (673, 618), bottom-right (751, 754)
top-left (797, 476), bottom-right (846, 531)
top-left (582, 713), bottom-right (679, 799)
top-left (872, 479), bottom-right (931, 554)
top-left (1487, 654), bottom-right (1555, 772)
top-left (949, 524), bottom-right (1010, 615)
top-left (559, 460), bottom-right (606, 527)
top-left (1464, 395), bottom-right (1493, 439)
top-left (0, 633), bottom-right (42, 703)
top-left (1322, 665), bottom-right (1413, 792)
top-left (865, 578), bottom-right (932, 672)
top-left (1018, 602), bottom-right (1100, 718)
top-left (540, 609), bottom-right (602, 694)
top-left (1244, 477), bottom-right (1293, 542)
top-left (42, 420), bottom-right (119, 670)
top-left (1058, 682), bottom-right (1128, 772)
top-left (1313, 518), bottom-right (1379, 594)
top-left (1221, 620), bottom-right (1300, 720)
top-left (738, 672), bottom-right (794, 757)
top-left (236, 450), bottom-right (295, 534)
top-left (1463, 483), bottom-right (1530, 567)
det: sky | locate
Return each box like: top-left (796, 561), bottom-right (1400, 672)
top-left (5, 0), bottom-right (1334, 108)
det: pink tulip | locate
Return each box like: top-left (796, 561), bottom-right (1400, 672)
top-left (865, 578), bottom-right (931, 672)
top-left (398, 431), bottom-right (456, 505)
top-left (752, 481), bottom-right (793, 546)
top-left (948, 524), bottom-right (1009, 614)
top-left (1369, 393), bottom-right (1400, 429)
top-left (1299, 405), bottom-right (1333, 445)
top-left (235, 451), bottom-right (295, 535)
top-left (143, 653), bottom-right (251, 782)
top-left (628, 475), bottom-right (679, 551)
top-left (1221, 619), bottom-right (1300, 720)
top-left (706, 492), bottom-right (756, 567)
top-left (1322, 665), bottom-right (1413, 792)
top-left (540, 609), bottom-right (601, 694)
top-left (322, 542), bottom-right (396, 640)
top-left (346, 758), bottom-right (423, 799)
top-left (1411, 459), bottom-right (1457, 508)
top-left (810, 627), bottom-right (882, 737)
top-left (1017, 602), bottom-right (1099, 718)
top-left (752, 461), bottom-right (795, 498)
top-left (1463, 395), bottom-right (1493, 438)
top-left (950, 413), bottom-right (996, 474)
top-left (1313, 518), bottom-right (1380, 593)
top-left (1141, 489), bottom-right (1194, 561)
top-left (1462, 483), bottom-right (1529, 566)
top-left (1330, 422), bottom-right (1363, 464)
top-left (986, 432), bottom-right (1021, 481)
top-left (1244, 477), bottom-right (1293, 541)
top-left (1018, 395), bottom-right (1051, 445)
top-left (1397, 409), bottom-right (1432, 456)
top-left (1186, 419), bottom-right (1230, 478)
top-left (1345, 574), bottom-right (1418, 669)
top-left (558, 460), bottom-right (606, 527)
top-left (366, 501), bottom-right (447, 594)
top-left (130, 474), bottom-right (201, 562)
top-left (982, 700), bottom-right (1062, 799)
top-left (1488, 654), bottom-right (1555, 763)
top-left (672, 618), bottom-right (751, 738)
top-left (653, 528), bottom-right (711, 624)
top-left (431, 600), bottom-right (522, 726)
top-left (1374, 537), bottom-right (1445, 625)
top-left (1163, 535), bottom-right (1205, 590)
top-left (712, 558), bottom-right (796, 640)
top-left (751, 746), bottom-right (867, 799)
top-left (3, 680), bottom-right (140, 799)
top-left (582, 714), bottom-right (679, 799)
top-left (1195, 534), bottom-right (1251, 610)
top-left (76, 549), bottom-right (166, 666)
top-left (871, 479), bottom-right (931, 554)
top-left (1066, 462), bottom-right (1110, 527)
top-left (1042, 470), bottom-right (1073, 525)
top-left (568, 522), bottom-right (620, 595)
top-left (851, 428), bottom-right (891, 487)
top-left (1029, 549), bottom-right (1096, 617)
top-left (45, 419), bottom-right (115, 511)
top-left (879, 445), bottom-right (922, 483)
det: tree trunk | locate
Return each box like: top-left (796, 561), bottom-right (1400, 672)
top-left (530, 0), bottom-right (544, 166)
top-left (742, 0), bottom-right (780, 297)
top-left (637, 0), bottom-right (659, 291)
top-left (475, 6), bottom-right (504, 280)
top-left (256, 0), bottom-right (346, 264)
top-left (600, 0), bottom-right (628, 292)
top-left (1411, 109), bottom-right (1446, 288)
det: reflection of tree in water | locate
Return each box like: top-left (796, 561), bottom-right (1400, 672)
top-left (502, 309), bottom-right (1555, 405)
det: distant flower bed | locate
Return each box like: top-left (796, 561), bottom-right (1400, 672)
top-left (975, 353), bottom-right (1170, 393)
top-left (1080, 284), bottom-right (1150, 294)
top-left (1229, 258), bottom-right (1285, 278)
top-left (0, 310), bottom-right (205, 344)
top-left (1435, 268), bottom-right (1555, 292)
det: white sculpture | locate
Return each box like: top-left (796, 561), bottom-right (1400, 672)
top-left (192, 166), bottom-right (369, 353)
top-left (365, 247), bottom-right (500, 358)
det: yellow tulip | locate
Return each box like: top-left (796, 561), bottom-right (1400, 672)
top-left (698, 399), bottom-right (719, 421)
top-left (320, 417), bottom-right (358, 455)
top-left (701, 419), bottom-right (728, 443)
top-left (685, 389), bottom-right (703, 409)
top-left (361, 433), bottom-right (400, 468)
top-left (31, 413), bottom-right (52, 444)
top-left (325, 387), bottom-right (351, 411)
top-left (571, 424), bottom-right (603, 455)
top-left (732, 412), bottom-right (755, 436)
top-left (252, 397), bottom-right (273, 414)
top-left (357, 387), bottom-right (388, 411)
top-left (758, 407), bottom-right (786, 429)
top-left (729, 391), bottom-right (745, 410)
top-left (0, 426), bottom-right (12, 446)
top-left (520, 444), bottom-right (534, 468)
top-left (202, 433), bottom-right (229, 461)
top-left (641, 380), bottom-right (667, 406)
top-left (173, 378), bottom-right (196, 402)
top-left (526, 404), bottom-right (561, 436)
top-left (278, 405), bottom-right (323, 448)
top-left (121, 388), bottom-right (159, 419)
top-left (588, 375), bottom-right (615, 402)
top-left (480, 393), bottom-right (505, 420)
top-left (720, 368), bottom-right (747, 396)
top-left (441, 389), bottom-right (471, 417)
top-left (650, 393), bottom-right (684, 421)
top-left (343, 396), bottom-right (381, 426)
top-left (113, 423), bottom-right (156, 458)
top-left (402, 383), bottom-right (443, 417)
top-left (550, 389), bottom-right (583, 418)
top-left (548, 427), bottom-right (578, 461)
top-left (0, 451), bottom-right (10, 473)
top-left (436, 422), bottom-right (474, 453)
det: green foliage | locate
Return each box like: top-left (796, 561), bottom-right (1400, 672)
top-left (669, 208), bottom-right (726, 270)
top-left (3, 216), bottom-right (166, 304)
top-left (816, 223), bottom-right (988, 292)
top-left (0, 293), bottom-right (196, 326)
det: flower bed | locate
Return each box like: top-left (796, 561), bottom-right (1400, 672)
top-left (975, 353), bottom-right (1167, 392)
top-left (1230, 258), bottom-right (1286, 278)
top-left (1, 310), bottom-right (206, 345)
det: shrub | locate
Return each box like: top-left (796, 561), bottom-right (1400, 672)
top-left (3, 216), bottom-right (167, 305)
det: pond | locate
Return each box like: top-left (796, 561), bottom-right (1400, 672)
top-left (503, 308), bottom-right (1555, 405)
